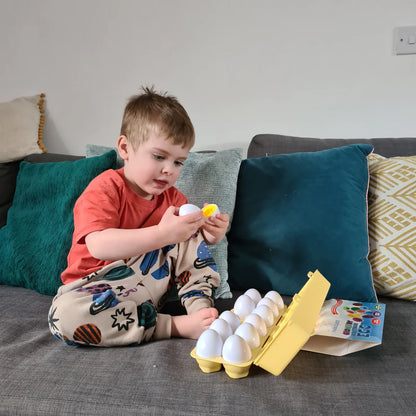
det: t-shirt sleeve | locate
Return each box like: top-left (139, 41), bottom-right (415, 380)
top-left (73, 172), bottom-right (122, 244)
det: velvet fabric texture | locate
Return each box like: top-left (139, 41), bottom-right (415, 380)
top-left (228, 144), bottom-right (377, 302)
top-left (0, 150), bottom-right (117, 295)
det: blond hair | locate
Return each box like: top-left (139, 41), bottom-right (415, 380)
top-left (120, 87), bottom-right (195, 149)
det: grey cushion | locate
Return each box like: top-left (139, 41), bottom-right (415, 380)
top-left (249, 134), bottom-right (416, 158)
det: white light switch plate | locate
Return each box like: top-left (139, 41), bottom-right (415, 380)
top-left (395, 26), bottom-right (416, 55)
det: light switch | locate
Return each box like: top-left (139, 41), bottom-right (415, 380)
top-left (395, 26), bottom-right (416, 55)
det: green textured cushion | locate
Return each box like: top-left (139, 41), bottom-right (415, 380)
top-left (0, 150), bottom-right (117, 295)
top-left (228, 144), bottom-right (377, 303)
top-left (86, 144), bottom-right (243, 299)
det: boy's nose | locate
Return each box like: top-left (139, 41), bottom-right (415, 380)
top-left (162, 164), bottom-right (173, 175)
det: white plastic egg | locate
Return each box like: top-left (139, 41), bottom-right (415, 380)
top-left (257, 297), bottom-right (280, 319)
top-left (235, 322), bottom-right (260, 349)
top-left (244, 313), bottom-right (267, 337)
top-left (233, 294), bottom-right (256, 320)
top-left (195, 329), bottom-right (223, 359)
top-left (222, 334), bottom-right (252, 364)
top-left (244, 288), bottom-right (262, 305)
top-left (179, 204), bottom-right (200, 216)
top-left (265, 290), bottom-right (285, 311)
top-left (219, 310), bottom-right (241, 333)
top-left (253, 304), bottom-right (274, 327)
top-left (209, 318), bottom-right (233, 343)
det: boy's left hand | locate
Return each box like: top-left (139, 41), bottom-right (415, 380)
top-left (201, 206), bottom-right (229, 245)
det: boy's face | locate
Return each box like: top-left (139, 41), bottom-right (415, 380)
top-left (118, 131), bottom-right (190, 200)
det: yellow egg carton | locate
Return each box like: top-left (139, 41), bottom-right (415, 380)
top-left (191, 269), bottom-right (330, 379)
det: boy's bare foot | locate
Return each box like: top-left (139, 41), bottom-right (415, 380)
top-left (171, 308), bottom-right (219, 339)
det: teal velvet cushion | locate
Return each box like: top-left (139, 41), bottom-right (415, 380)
top-left (0, 151), bottom-right (117, 295)
top-left (86, 144), bottom-right (243, 299)
top-left (228, 144), bottom-right (377, 303)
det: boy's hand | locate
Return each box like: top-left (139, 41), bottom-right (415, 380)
top-left (201, 208), bottom-right (229, 245)
top-left (158, 206), bottom-right (206, 244)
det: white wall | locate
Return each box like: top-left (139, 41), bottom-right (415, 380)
top-left (1, 0), bottom-right (415, 156)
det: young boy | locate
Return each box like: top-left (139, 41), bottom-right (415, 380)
top-left (48, 87), bottom-right (229, 347)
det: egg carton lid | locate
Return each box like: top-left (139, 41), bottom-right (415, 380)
top-left (253, 269), bottom-right (330, 376)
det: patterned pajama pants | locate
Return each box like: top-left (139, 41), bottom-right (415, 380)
top-left (48, 233), bottom-right (220, 347)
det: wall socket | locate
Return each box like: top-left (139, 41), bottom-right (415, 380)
top-left (395, 26), bottom-right (416, 55)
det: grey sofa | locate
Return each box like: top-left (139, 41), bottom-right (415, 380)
top-left (1, 135), bottom-right (415, 415)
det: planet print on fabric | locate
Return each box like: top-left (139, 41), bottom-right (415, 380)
top-left (89, 290), bottom-right (119, 315)
top-left (73, 323), bottom-right (102, 345)
top-left (76, 283), bottom-right (112, 295)
top-left (194, 241), bottom-right (217, 271)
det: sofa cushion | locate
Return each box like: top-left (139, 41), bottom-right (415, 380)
top-left (0, 94), bottom-right (47, 162)
top-left (86, 144), bottom-right (243, 299)
top-left (228, 144), bottom-right (377, 302)
top-left (0, 160), bottom-right (20, 228)
top-left (0, 150), bottom-right (117, 295)
top-left (368, 153), bottom-right (416, 301)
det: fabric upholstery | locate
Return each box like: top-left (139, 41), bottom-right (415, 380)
top-left (228, 144), bottom-right (377, 302)
top-left (0, 94), bottom-right (46, 162)
top-left (0, 151), bottom-right (117, 295)
top-left (368, 153), bottom-right (416, 301)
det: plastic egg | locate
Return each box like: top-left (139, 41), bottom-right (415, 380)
top-left (201, 204), bottom-right (220, 218)
top-left (222, 334), bottom-right (252, 364)
top-left (235, 322), bottom-right (260, 349)
top-left (179, 204), bottom-right (200, 216)
top-left (219, 310), bottom-right (241, 333)
top-left (244, 313), bottom-right (267, 337)
top-left (253, 304), bottom-right (274, 327)
top-left (244, 288), bottom-right (262, 305)
top-left (233, 294), bottom-right (256, 320)
top-left (195, 329), bottom-right (223, 359)
top-left (209, 318), bottom-right (233, 343)
top-left (265, 290), bottom-right (285, 311)
top-left (257, 297), bottom-right (280, 318)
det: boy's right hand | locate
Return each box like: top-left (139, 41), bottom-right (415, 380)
top-left (158, 206), bottom-right (206, 244)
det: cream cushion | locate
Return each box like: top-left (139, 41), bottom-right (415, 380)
top-left (368, 153), bottom-right (416, 301)
top-left (0, 94), bottom-right (46, 162)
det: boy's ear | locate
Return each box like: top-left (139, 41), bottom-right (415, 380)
top-left (117, 135), bottom-right (129, 160)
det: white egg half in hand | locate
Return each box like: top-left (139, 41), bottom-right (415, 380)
top-left (179, 204), bottom-right (201, 216)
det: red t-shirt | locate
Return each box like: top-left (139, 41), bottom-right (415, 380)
top-left (61, 168), bottom-right (188, 284)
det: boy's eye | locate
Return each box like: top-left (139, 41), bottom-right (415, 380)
top-left (153, 154), bottom-right (164, 161)
top-left (175, 161), bottom-right (184, 167)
